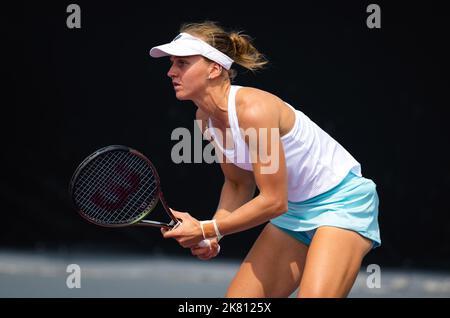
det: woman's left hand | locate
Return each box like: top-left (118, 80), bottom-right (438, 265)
top-left (162, 208), bottom-right (204, 248)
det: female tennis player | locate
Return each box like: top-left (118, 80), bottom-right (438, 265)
top-left (150, 21), bottom-right (380, 298)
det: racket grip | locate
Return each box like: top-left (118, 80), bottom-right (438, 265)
top-left (170, 220), bottom-right (212, 249)
top-left (170, 220), bottom-right (182, 229)
top-left (198, 239), bottom-right (211, 249)
top-left (199, 240), bottom-right (221, 254)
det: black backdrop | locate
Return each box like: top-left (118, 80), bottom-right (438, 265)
top-left (2, 1), bottom-right (449, 269)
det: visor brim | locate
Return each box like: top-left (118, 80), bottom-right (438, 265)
top-left (149, 43), bottom-right (200, 58)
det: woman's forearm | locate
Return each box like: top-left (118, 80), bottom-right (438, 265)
top-left (216, 194), bottom-right (287, 237)
top-left (213, 179), bottom-right (255, 220)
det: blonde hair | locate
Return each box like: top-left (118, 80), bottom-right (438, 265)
top-left (180, 21), bottom-right (268, 80)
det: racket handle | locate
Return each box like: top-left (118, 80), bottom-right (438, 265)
top-left (170, 220), bottom-right (212, 249)
top-left (198, 239), bottom-right (211, 248)
top-left (170, 220), bottom-right (182, 229)
top-left (199, 239), bottom-right (220, 254)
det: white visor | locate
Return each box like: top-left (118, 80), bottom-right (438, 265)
top-left (149, 33), bottom-right (234, 70)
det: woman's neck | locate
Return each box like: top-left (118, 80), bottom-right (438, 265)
top-left (193, 82), bottom-right (231, 124)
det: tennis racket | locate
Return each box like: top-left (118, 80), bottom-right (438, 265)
top-left (69, 145), bottom-right (210, 247)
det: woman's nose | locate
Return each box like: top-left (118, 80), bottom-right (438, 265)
top-left (167, 65), bottom-right (176, 78)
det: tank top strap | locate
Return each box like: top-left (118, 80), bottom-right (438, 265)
top-left (227, 85), bottom-right (245, 147)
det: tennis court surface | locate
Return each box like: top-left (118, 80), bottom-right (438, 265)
top-left (1, 250), bottom-right (449, 298)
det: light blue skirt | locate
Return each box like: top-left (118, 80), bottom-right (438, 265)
top-left (271, 171), bottom-right (381, 249)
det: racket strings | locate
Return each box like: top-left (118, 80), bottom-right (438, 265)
top-left (73, 151), bottom-right (159, 225)
top-left (75, 152), bottom-right (124, 217)
top-left (108, 157), bottom-right (158, 223)
top-left (77, 152), bottom-right (156, 223)
top-left (87, 155), bottom-right (147, 223)
top-left (75, 152), bottom-right (123, 215)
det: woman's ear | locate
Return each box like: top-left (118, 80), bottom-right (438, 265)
top-left (208, 63), bottom-right (223, 80)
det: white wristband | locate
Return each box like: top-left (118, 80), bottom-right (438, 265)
top-left (200, 219), bottom-right (223, 241)
top-left (212, 219), bottom-right (223, 241)
top-left (199, 221), bottom-right (207, 240)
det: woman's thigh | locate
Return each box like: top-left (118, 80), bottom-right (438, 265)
top-left (298, 226), bottom-right (373, 298)
top-left (226, 223), bottom-right (309, 298)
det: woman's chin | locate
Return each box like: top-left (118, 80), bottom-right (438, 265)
top-left (175, 92), bottom-right (189, 101)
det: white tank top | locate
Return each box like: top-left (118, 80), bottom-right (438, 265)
top-left (207, 85), bottom-right (362, 202)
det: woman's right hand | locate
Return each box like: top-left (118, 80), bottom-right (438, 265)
top-left (190, 238), bottom-right (221, 260)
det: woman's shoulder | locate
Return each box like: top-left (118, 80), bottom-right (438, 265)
top-left (236, 86), bottom-right (284, 106)
top-left (235, 86), bottom-right (284, 121)
top-left (236, 86), bottom-right (274, 101)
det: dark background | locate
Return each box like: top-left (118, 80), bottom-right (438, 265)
top-left (2, 1), bottom-right (449, 269)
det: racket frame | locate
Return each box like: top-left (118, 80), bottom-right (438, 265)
top-left (69, 145), bottom-right (179, 228)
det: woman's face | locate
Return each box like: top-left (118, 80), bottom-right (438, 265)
top-left (167, 55), bottom-right (211, 100)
